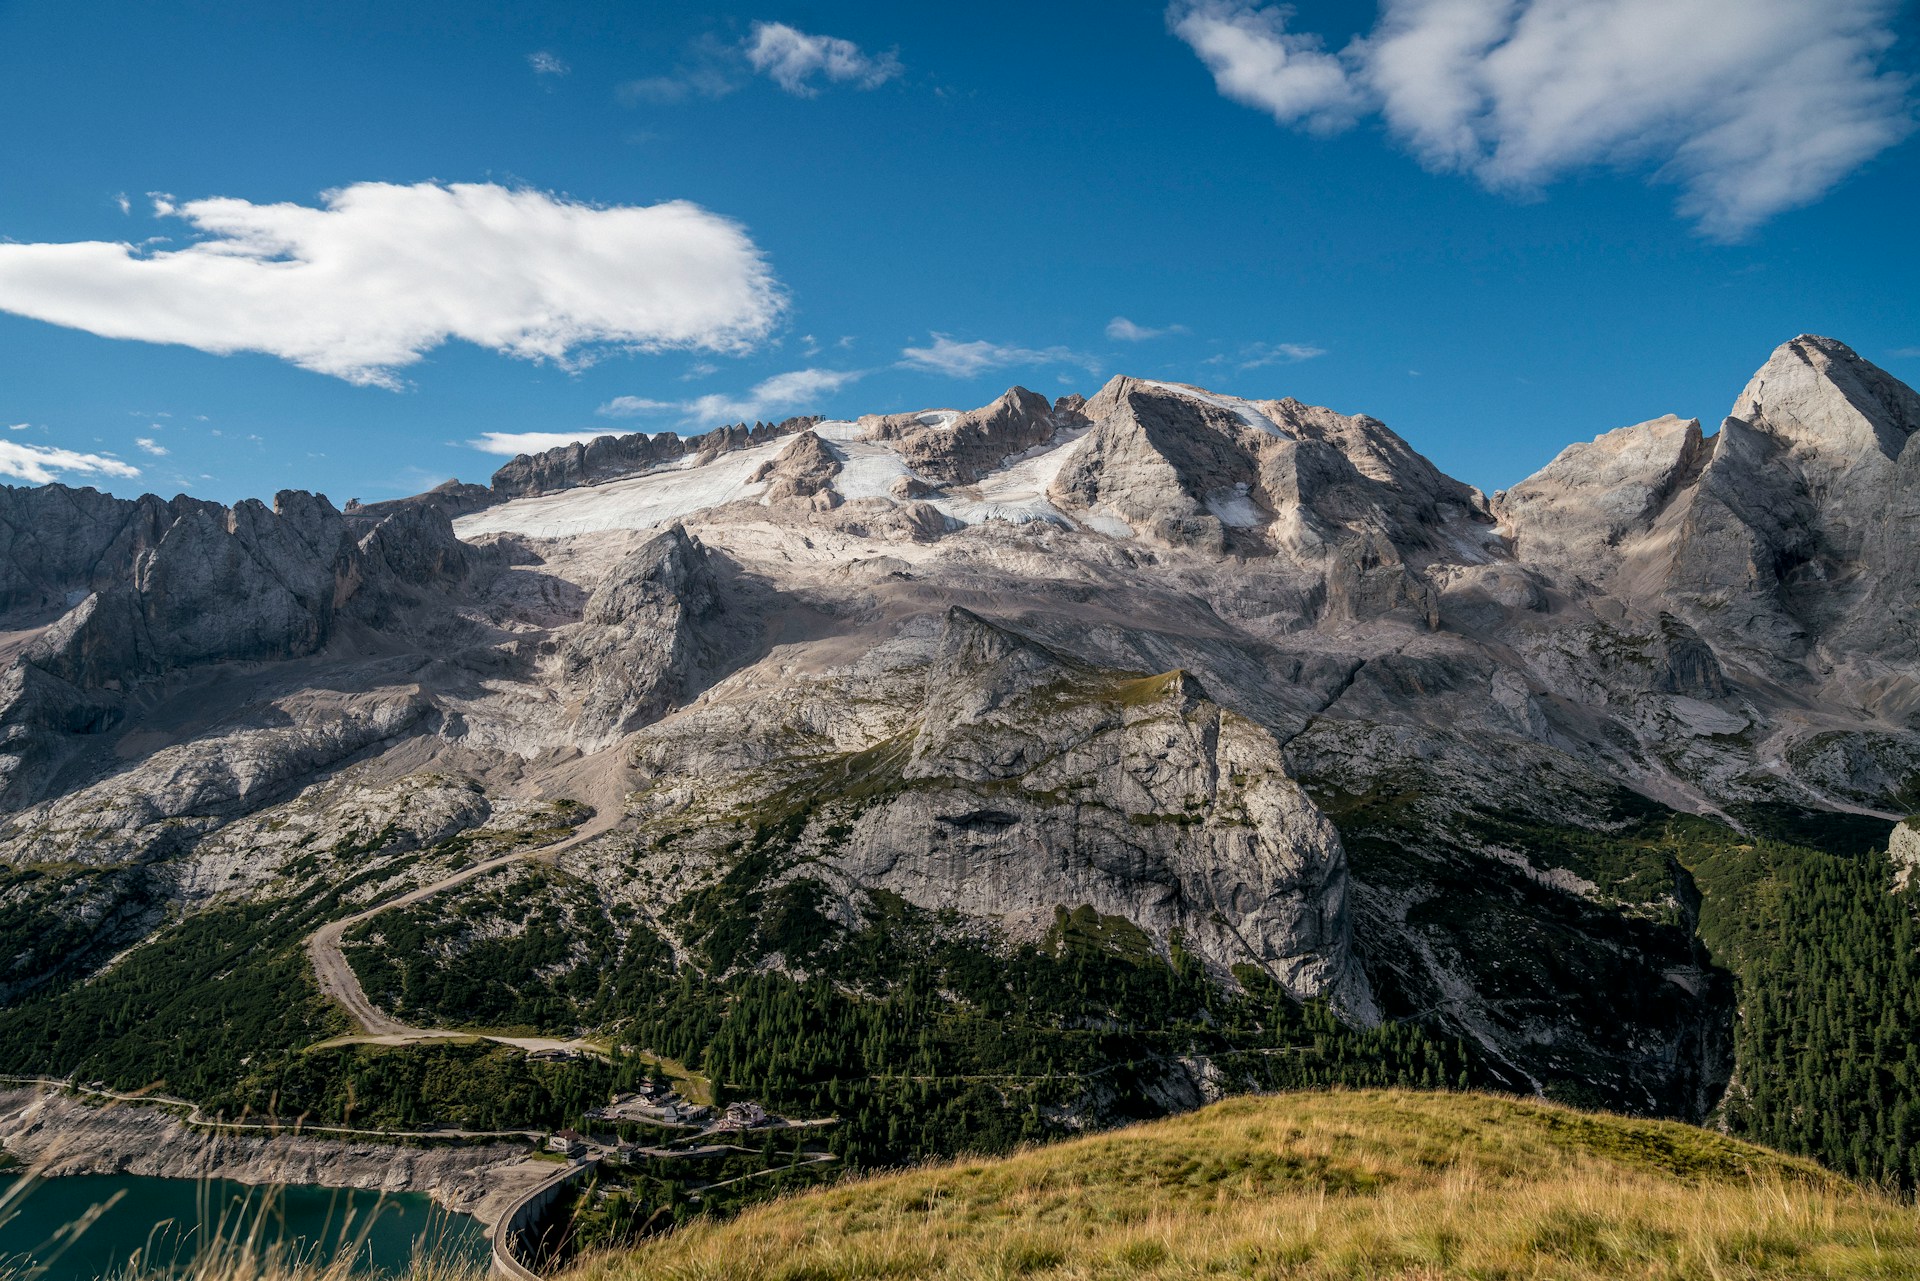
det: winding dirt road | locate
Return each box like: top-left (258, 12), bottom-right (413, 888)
top-left (305, 769), bottom-right (630, 1053)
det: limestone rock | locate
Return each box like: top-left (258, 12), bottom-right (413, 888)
top-left (821, 609), bottom-right (1377, 1018)
top-left (561, 524), bottom-right (733, 742)
top-left (1495, 414), bottom-right (1708, 588)
top-left (750, 431), bottom-right (843, 509)
top-left (862, 387), bottom-right (1070, 486)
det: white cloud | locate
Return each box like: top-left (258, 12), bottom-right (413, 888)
top-left (0, 441), bottom-right (140, 485)
top-left (680, 367), bottom-right (863, 424)
top-left (1106, 316), bottom-right (1188, 342)
top-left (899, 334), bottom-right (1097, 378)
top-left (473, 368), bottom-right (860, 455)
top-left (744, 22), bottom-right (902, 96)
top-left (599, 396), bottom-right (679, 417)
top-left (1237, 341), bottom-right (1326, 368)
top-left (528, 50), bottom-right (570, 76)
top-left (134, 436), bottom-right (168, 456)
top-left (1207, 340), bottom-right (1327, 369)
top-left (6, 423), bottom-right (29, 432)
top-left (1169, 1), bottom-right (1366, 132)
top-left (468, 430), bottom-right (621, 457)
top-left (113, 193), bottom-right (131, 215)
top-left (0, 181), bottom-right (786, 387)
top-left (1169, 0), bottom-right (1916, 236)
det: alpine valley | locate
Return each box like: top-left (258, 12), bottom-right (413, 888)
top-left (2, 333), bottom-right (1917, 1213)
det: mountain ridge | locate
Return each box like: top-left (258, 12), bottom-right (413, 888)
top-left (0, 332), bottom-right (1915, 1191)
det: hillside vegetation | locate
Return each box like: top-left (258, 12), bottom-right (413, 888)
top-left (568, 1091), bottom-right (1920, 1281)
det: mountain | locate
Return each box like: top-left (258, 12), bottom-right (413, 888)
top-left (0, 336), bottom-right (1915, 1190)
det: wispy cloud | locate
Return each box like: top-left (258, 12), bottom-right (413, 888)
top-left (113, 193), bottom-right (131, 215)
top-left (471, 368), bottom-right (860, 456)
top-left (0, 182), bottom-right (785, 387)
top-left (0, 441), bottom-right (139, 484)
top-left (1106, 316), bottom-right (1188, 342)
top-left (620, 64), bottom-right (738, 104)
top-left (599, 396), bottom-right (679, 417)
top-left (133, 436), bottom-right (168, 456)
top-left (623, 24), bottom-right (901, 104)
top-left (899, 334), bottom-right (1098, 378)
top-left (681, 367), bottom-right (862, 423)
top-left (527, 50), bottom-right (570, 77)
top-left (744, 22), bottom-right (902, 96)
top-left (1207, 340), bottom-right (1327, 370)
top-left (1169, 0), bottom-right (1917, 237)
top-left (467, 430), bottom-right (619, 457)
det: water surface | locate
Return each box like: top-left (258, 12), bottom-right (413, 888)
top-left (0, 1174), bottom-right (489, 1281)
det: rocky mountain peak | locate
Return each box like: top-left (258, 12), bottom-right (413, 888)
top-left (1495, 413), bottom-right (1709, 588)
top-left (861, 386), bottom-right (1070, 486)
top-left (1733, 334), bottom-right (1920, 463)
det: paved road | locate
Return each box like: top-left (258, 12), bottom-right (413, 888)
top-left (304, 773), bottom-right (629, 1051)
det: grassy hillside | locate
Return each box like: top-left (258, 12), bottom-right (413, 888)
top-left (567, 1090), bottom-right (1920, 1281)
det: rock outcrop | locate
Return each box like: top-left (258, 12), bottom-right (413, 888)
top-left (561, 524), bottom-right (734, 742)
top-left (750, 431), bottom-right (843, 509)
top-left (0, 490), bottom-right (473, 807)
top-left (1893, 820), bottom-right (1919, 893)
top-left (862, 388), bottom-right (1074, 485)
top-left (1503, 335), bottom-right (1920, 685)
top-left (1494, 414), bottom-right (1708, 589)
top-left (823, 609), bottom-right (1375, 1017)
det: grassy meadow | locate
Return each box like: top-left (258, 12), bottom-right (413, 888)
top-left (562, 1090), bottom-right (1920, 1281)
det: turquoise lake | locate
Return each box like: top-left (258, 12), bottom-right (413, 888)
top-left (0, 1174), bottom-right (490, 1280)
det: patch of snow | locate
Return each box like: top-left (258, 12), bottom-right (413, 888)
top-left (1080, 508), bottom-right (1136, 540)
top-left (453, 439), bottom-right (784, 539)
top-left (1142, 380), bottom-right (1288, 438)
top-left (930, 428), bottom-right (1090, 528)
top-left (1204, 485), bottom-right (1267, 529)
top-left (832, 439), bottom-right (919, 502)
top-left (451, 419), bottom-right (1143, 542)
top-left (915, 411), bottom-right (957, 429)
top-left (1440, 521), bottom-right (1499, 566)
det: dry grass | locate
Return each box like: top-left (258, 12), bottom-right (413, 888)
top-left (568, 1090), bottom-right (1920, 1281)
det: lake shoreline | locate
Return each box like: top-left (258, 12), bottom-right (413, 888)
top-left (0, 1086), bottom-right (559, 1229)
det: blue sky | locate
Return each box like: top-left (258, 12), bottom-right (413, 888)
top-left (0, 0), bottom-right (1915, 506)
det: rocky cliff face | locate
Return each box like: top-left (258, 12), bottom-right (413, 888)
top-left (863, 388), bottom-right (1075, 485)
top-left (832, 609), bottom-right (1374, 1017)
top-left (0, 490), bottom-right (476, 809)
top-left (0, 334), bottom-right (1915, 1125)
